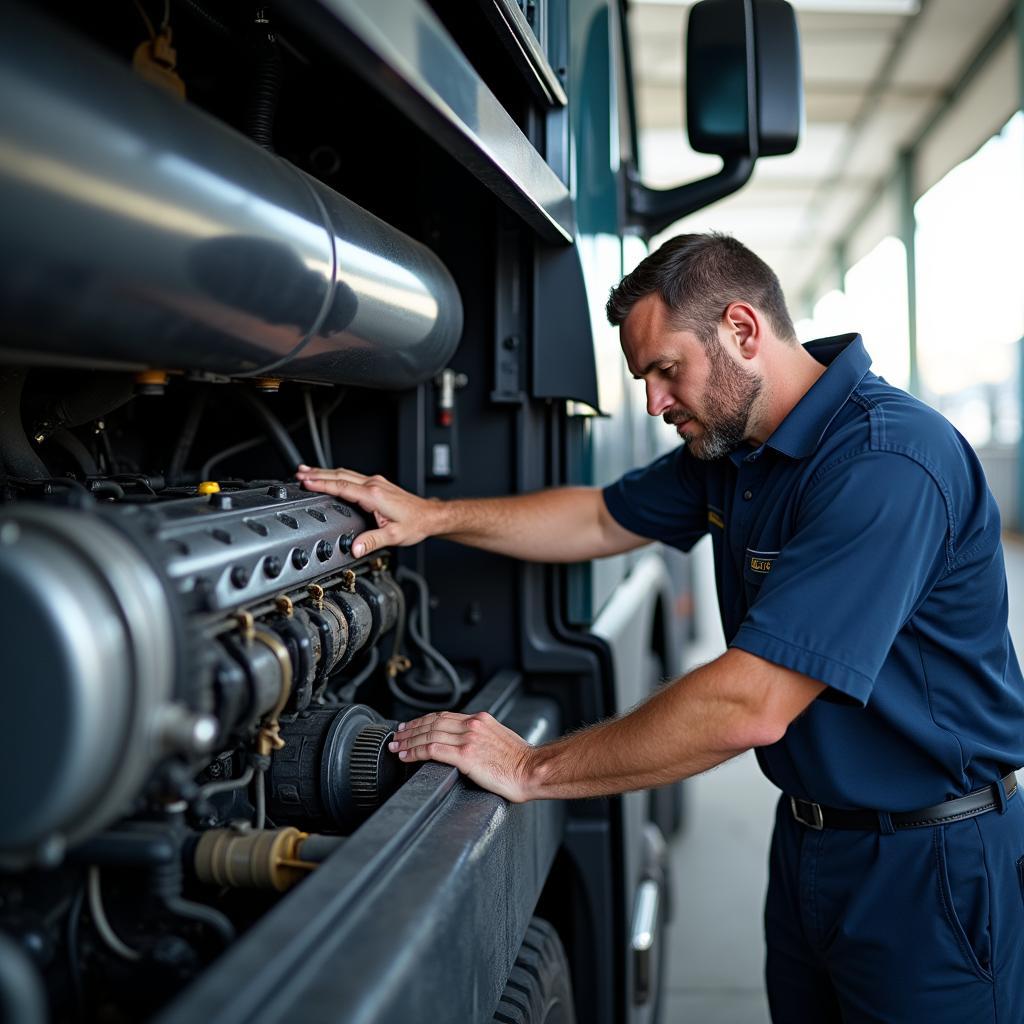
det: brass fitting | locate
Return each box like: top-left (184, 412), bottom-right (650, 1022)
top-left (234, 610), bottom-right (255, 645)
top-left (194, 828), bottom-right (315, 891)
top-left (252, 627), bottom-right (292, 756)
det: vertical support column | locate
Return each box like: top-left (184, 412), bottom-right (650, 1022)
top-left (1016, 0), bottom-right (1024, 529)
top-left (899, 149), bottom-right (920, 398)
top-left (834, 239), bottom-right (848, 293)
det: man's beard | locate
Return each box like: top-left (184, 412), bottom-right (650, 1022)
top-left (664, 345), bottom-right (763, 460)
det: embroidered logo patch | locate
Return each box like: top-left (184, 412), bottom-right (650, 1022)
top-left (707, 506), bottom-right (725, 529)
top-left (749, 556), bottom-right (774, 574)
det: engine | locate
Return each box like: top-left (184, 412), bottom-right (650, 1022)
top-left (0, 464), bottom-right (468, 1021)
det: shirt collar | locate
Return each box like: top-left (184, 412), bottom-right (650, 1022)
top-left (763, 333), bottom-right (872, 459)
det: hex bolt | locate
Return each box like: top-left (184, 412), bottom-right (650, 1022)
top-left (316, 540), bottom-right (333, 562)
top-left (292, 548), bottom-right (310, 570)
top-left (264, 556), bottom-right (282, 579)
top-left (230, 565), bottom-right (250, 588)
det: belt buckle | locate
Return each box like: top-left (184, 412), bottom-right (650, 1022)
top-left (790, 797), bottom-right (824, 830)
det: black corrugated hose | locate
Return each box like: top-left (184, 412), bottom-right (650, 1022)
top-left (245, 8), bottom-right (282, 152)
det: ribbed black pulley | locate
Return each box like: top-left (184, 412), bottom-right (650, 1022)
top-left (266, 705), bottom-right (407, 833)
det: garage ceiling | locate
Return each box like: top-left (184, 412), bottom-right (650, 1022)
top-left (627, 0), bottom-right (1019, 311)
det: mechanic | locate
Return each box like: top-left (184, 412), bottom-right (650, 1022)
top-left (297, 232), bottom-right (1024, 1023)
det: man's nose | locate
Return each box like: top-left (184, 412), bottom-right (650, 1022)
top-left (646, 381), bottom-right (672, 418)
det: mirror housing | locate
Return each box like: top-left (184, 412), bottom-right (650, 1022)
top-left (628, 0), bottom-right (803, 239)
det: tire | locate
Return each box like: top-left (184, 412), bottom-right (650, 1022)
top-left (491, 918), bottom-right (576, 1024)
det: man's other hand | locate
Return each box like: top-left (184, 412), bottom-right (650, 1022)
top-left (388, 711), bottom-right (535, 803)
top-left (296, 465), bottom-right (437, 557)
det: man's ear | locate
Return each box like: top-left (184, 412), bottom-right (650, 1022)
top-left (723, 302), bottom-right (761, 360)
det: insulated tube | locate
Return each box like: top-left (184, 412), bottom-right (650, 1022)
top-left (0, 5), bottom-right (462, 389)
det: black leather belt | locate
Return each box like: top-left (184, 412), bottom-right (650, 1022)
top-left (790, 772), bottom-right (1018, 831)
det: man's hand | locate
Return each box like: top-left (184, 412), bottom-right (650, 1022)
top-left (388, 711), bottom-right (536, 803)
top-left (296, 465), bottom-right (439, 557)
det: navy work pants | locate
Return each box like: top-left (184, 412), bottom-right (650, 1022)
top-left (764, 788), bottom-right (1024, 1022)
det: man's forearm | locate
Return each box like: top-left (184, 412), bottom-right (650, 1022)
top-left (431, 487), bottom-right (634, 563)
top-left (520, 649), bottom-right (828, 800)
top-left (522, 656), bottom-right (760, 799)
top-left (297, 466), bottom-right (646, 563)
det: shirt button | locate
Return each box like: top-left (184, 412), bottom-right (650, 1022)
top-left (743, 490), bottom-right (753, 501)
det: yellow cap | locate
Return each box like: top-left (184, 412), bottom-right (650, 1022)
top-left (197, 481), bottom-right (221, 495)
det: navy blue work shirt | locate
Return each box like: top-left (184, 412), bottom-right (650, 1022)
top-left (603, 334), bottom-right (1024, 810)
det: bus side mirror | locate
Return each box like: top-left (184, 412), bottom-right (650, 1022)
top-left (688, 0), bottom-right (801, 158)
top-left (628, 0), bottom-right (803, 239)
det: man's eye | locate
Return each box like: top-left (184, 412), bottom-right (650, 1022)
top-left (659, 365), bottom-right (676, 377)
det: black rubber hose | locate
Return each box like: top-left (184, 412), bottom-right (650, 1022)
top-left (50, 427), bottom-right (99, 476)
top-left (150, 857), bottom-right (234, 947)
top-left (47, 374), bottom-right (135, 428)
top-left (235, 390), bottom-right (305, 472)
top-left (168, 392), bottom-right (208, 483)
top-left (245, 12), bottom-right (282, 152)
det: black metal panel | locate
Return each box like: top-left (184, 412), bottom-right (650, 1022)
top-left (156, 672), bottom-right (564, 1024)
top-left (281, 0), bottom-right (575, 245)
top-left (531, 244), bottom-right (603, 412)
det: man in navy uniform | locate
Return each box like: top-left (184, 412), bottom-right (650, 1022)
top-left (298, 233), bottom-right (1024, 1022)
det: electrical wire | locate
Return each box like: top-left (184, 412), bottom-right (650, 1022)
top-left (168, 393), bottom-right (208, 482)
top-left (99, 429), bottom-right (117, 475)
top-left (235, 391), bottom-right (305, 471)
top-left (303, 390), bottom-right (328, 468)
top-left (253, 768), bottom-right (266, 831)
top-left (196, 764), bottom-right (254, 801)
top-left (131, 0), bottom-right (156, 39)
top-left (385, 568), bottom-right (466, 710)
top-left (86, 868), bottom-right (140, 962)
top-left (66, 884), bottom-right (85, 1016)
top-left (319, 390), bottom-right (346, 467)
top-left (199, 416), bottom-right (305, 480)
top-left (399, 567), bottom-right (465, 697)
top-left (179, 0), bottom-right (230, 36)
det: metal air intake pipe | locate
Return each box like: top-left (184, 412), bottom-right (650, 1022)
top-left (0, 5), bottom-right (462, 389)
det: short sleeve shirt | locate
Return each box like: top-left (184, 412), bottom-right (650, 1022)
top-left (603, 334), bottom-right (1024, 809)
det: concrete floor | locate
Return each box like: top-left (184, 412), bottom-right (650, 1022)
top-left (658, 533), bottom-right (1024, 1024)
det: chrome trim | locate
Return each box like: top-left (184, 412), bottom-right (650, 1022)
top-left (631, 879), bottom-right (659, 953)
top-left (630, 878), bottom-right (661, 1006)
top-left (481, 0), bottom-right (568, 108)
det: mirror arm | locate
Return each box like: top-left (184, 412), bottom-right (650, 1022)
top-left (626, 154), bottom-right (756, 241)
